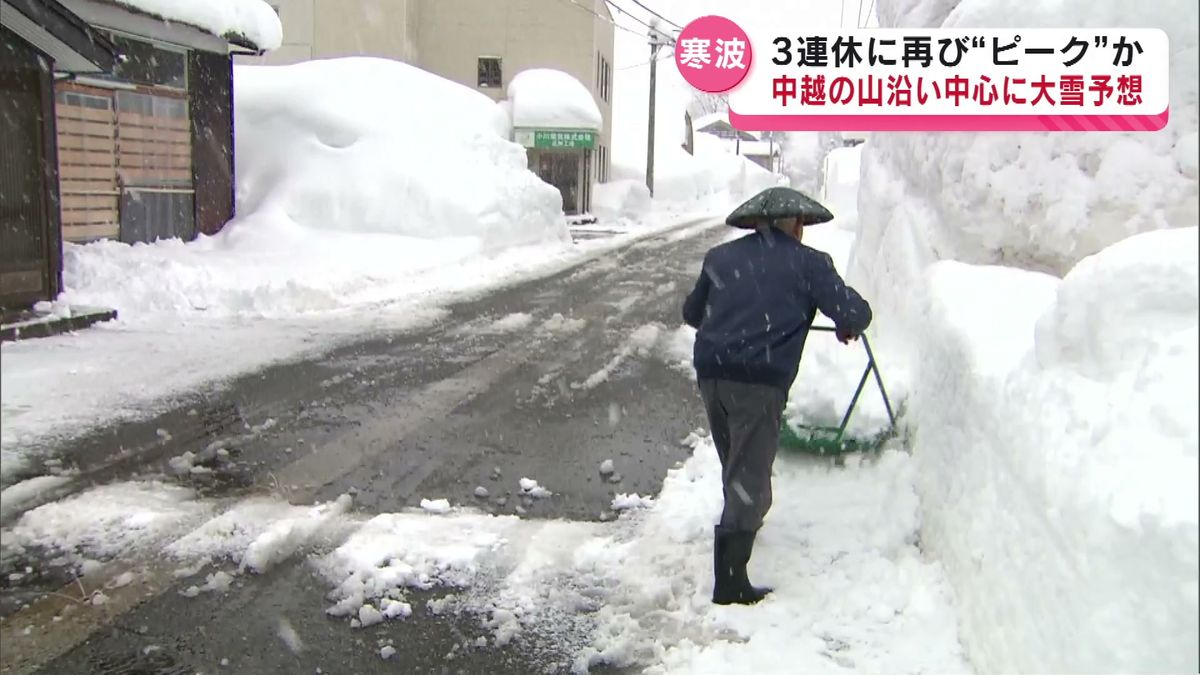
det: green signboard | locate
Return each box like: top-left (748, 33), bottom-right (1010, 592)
top-left (532, 129), bottom-right (596, 149)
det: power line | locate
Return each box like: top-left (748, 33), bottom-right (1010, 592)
top-left (625, 0), bottom-right (683, 30)
top-left (617, 46), bottom-right (674, 70)
top-left (861, 0), bottom-right (877, 27)
top-left (551, 0), bottom-right (649, 40)
top-left (604, 0), bottom-right (677, 44)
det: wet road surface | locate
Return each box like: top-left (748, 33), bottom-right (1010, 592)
top-left (0, 220), bottom-right (729, 674)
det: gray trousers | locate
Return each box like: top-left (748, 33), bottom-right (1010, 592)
top-left (698, 378), bottom-right (786, 533)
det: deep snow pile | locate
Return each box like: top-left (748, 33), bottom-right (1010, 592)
top-left (114, 0), bottom-right (282, 50)
top-left (57, 58), bottom-right (567, 319)
top-left (847, 1), bottom-right (1200, 672)
top-left (850, 0), bottom-right (1198, 350)
top-left (507, 69), bottom-right (603, 130)
top-left (820, 145), bottom-right (864, 232)
top-left (908, 229), bottom-right (1198, 673)
top-left (591, 180), bottom-right (652, 222)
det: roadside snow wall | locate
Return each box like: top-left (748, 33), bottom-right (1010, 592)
top-left (850, 0), bottom-right (1200, 671)
top-left (233, 58), bottom-right (565, 248)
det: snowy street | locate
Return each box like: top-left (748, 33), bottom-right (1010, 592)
top-left (1, 0), bottom-right (1195, 671)
top-left (0, 221), bottom-right (968, 674)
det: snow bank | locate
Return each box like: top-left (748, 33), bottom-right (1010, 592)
top-left (851, 0), bottom-right (1199, 330)
top-left (611, 48), bottom-right (784, 211)
top-left (114, 0), bottom-right (282, 50)
top-left (592, 180), bottom-right (652, 222)
top-left (234, 58), bottom-right (564, 246)
top-left (507, 69), bottom-right (603, 130)
top-left (820, 145), bottom-right (864, 232)
top-left (3, 482), bottom-right (206, 571)
top-left (575, 437), bottom-right (968, 673)
top-left (850, 0), bottom-right (1200, 671)
top-left (56, 58), bottom-right (568, 320)
top-left (909, 229), bottom-right (1198, 673)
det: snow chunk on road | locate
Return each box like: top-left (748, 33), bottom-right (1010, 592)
top-left (316, 512), bottom-right (514, 622)
top-left (610, 494), bottom-right (655, 511)
top-left (180, 570), bottom-right (235, 598)
top-left (357, 604), bottom-right (385, 628)
top-left (168, 495), bottom-right (352, 573)
top-left (518, 478), bottom-right (552, 499)
top-left (420, 499), bottom-right (452, 515)
top-left (0, 475), bottom-right (71, 520)
top-left (277, 617), bottom-right (304, 654)
top-left (507, 69), bottom-right (602, 131)
top-left (4, 482), bottom-right (206, 569)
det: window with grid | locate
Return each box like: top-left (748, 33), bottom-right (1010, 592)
top-left (478, 57), bottom-right (501, 88)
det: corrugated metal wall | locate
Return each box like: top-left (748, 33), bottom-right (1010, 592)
top-left (0, 25), bottom-right (54, 308)
top-left (188, 50), bottom-right (234, 237)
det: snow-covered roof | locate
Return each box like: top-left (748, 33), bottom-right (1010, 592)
top-left (692, 111), bottom-right (731, 132)
top-left (109, 0), bottom-right (282, 51)
top-left (693, 111), bottom-right (760, 139)
top-left (507, 69), bottom-right (602, 131)
top-left (738, 140), bottom-right (777, 157)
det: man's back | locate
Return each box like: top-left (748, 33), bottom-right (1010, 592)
top-left (682, 228), bottom-right (872, 392)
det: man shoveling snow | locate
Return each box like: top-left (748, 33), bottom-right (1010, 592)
top-left (682, 187), bottom-right (873, 606)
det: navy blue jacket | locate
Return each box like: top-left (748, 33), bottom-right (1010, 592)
top-left (682, 229), bottom-right (872, 392)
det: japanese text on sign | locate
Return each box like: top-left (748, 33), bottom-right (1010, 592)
top-left (687, 25), bottom-right (1171, 131)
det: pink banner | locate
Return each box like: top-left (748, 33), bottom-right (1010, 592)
top-left (728, 108), bottom-right (1170, 132)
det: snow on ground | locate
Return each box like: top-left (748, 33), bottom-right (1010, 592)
top-left (2, 482), bottom-right (208, 574)
top-left (0, 53), bottom-right (729, 482)
top-left (0, 431), bottom-right (967, 673)
top-left (579, 438), bottom-right (968, 675)
top-left (844, 1), bottom-right (1199, 671)
top-left (591, 180), bottom-right (652, 222)
top-left (506, 69), bottom-right (603, 130)
top-left (909, 229), bottom-right (1198, 674)
top-left (0, 475), bottom-right (72, 522)
top-left (0, 216), bottom-right (716, 484)
top-left (113, 0), bottom-right (282, 50)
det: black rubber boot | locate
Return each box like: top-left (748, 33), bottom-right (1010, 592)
top-left (712, 527), bottom-right (772, 605)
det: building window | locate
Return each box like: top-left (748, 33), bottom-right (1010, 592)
top-left (602, 58), bottom-right (611, 103)
top-left (478, 57), bottom-right (502, 88)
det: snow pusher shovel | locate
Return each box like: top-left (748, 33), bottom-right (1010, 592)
top-left (779, 326), bottom-right (897, 455)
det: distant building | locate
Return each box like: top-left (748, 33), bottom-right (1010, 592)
top-left (239, 0), bottom-right (615, 213)
top-left (1, 0), bottom-right (267, 315)
top-left (689, 112), bottom-right (781, 173)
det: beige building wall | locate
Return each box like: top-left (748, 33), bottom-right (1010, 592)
top-left (416, 0), bottom-right (614, 184)
top-left (234, 0), bottom-right (615, 188)
top-left (235, 0), bottom-right (419, 66)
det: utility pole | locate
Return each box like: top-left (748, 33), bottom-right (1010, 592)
top-left (646, 26), bottom-right (666, 197)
